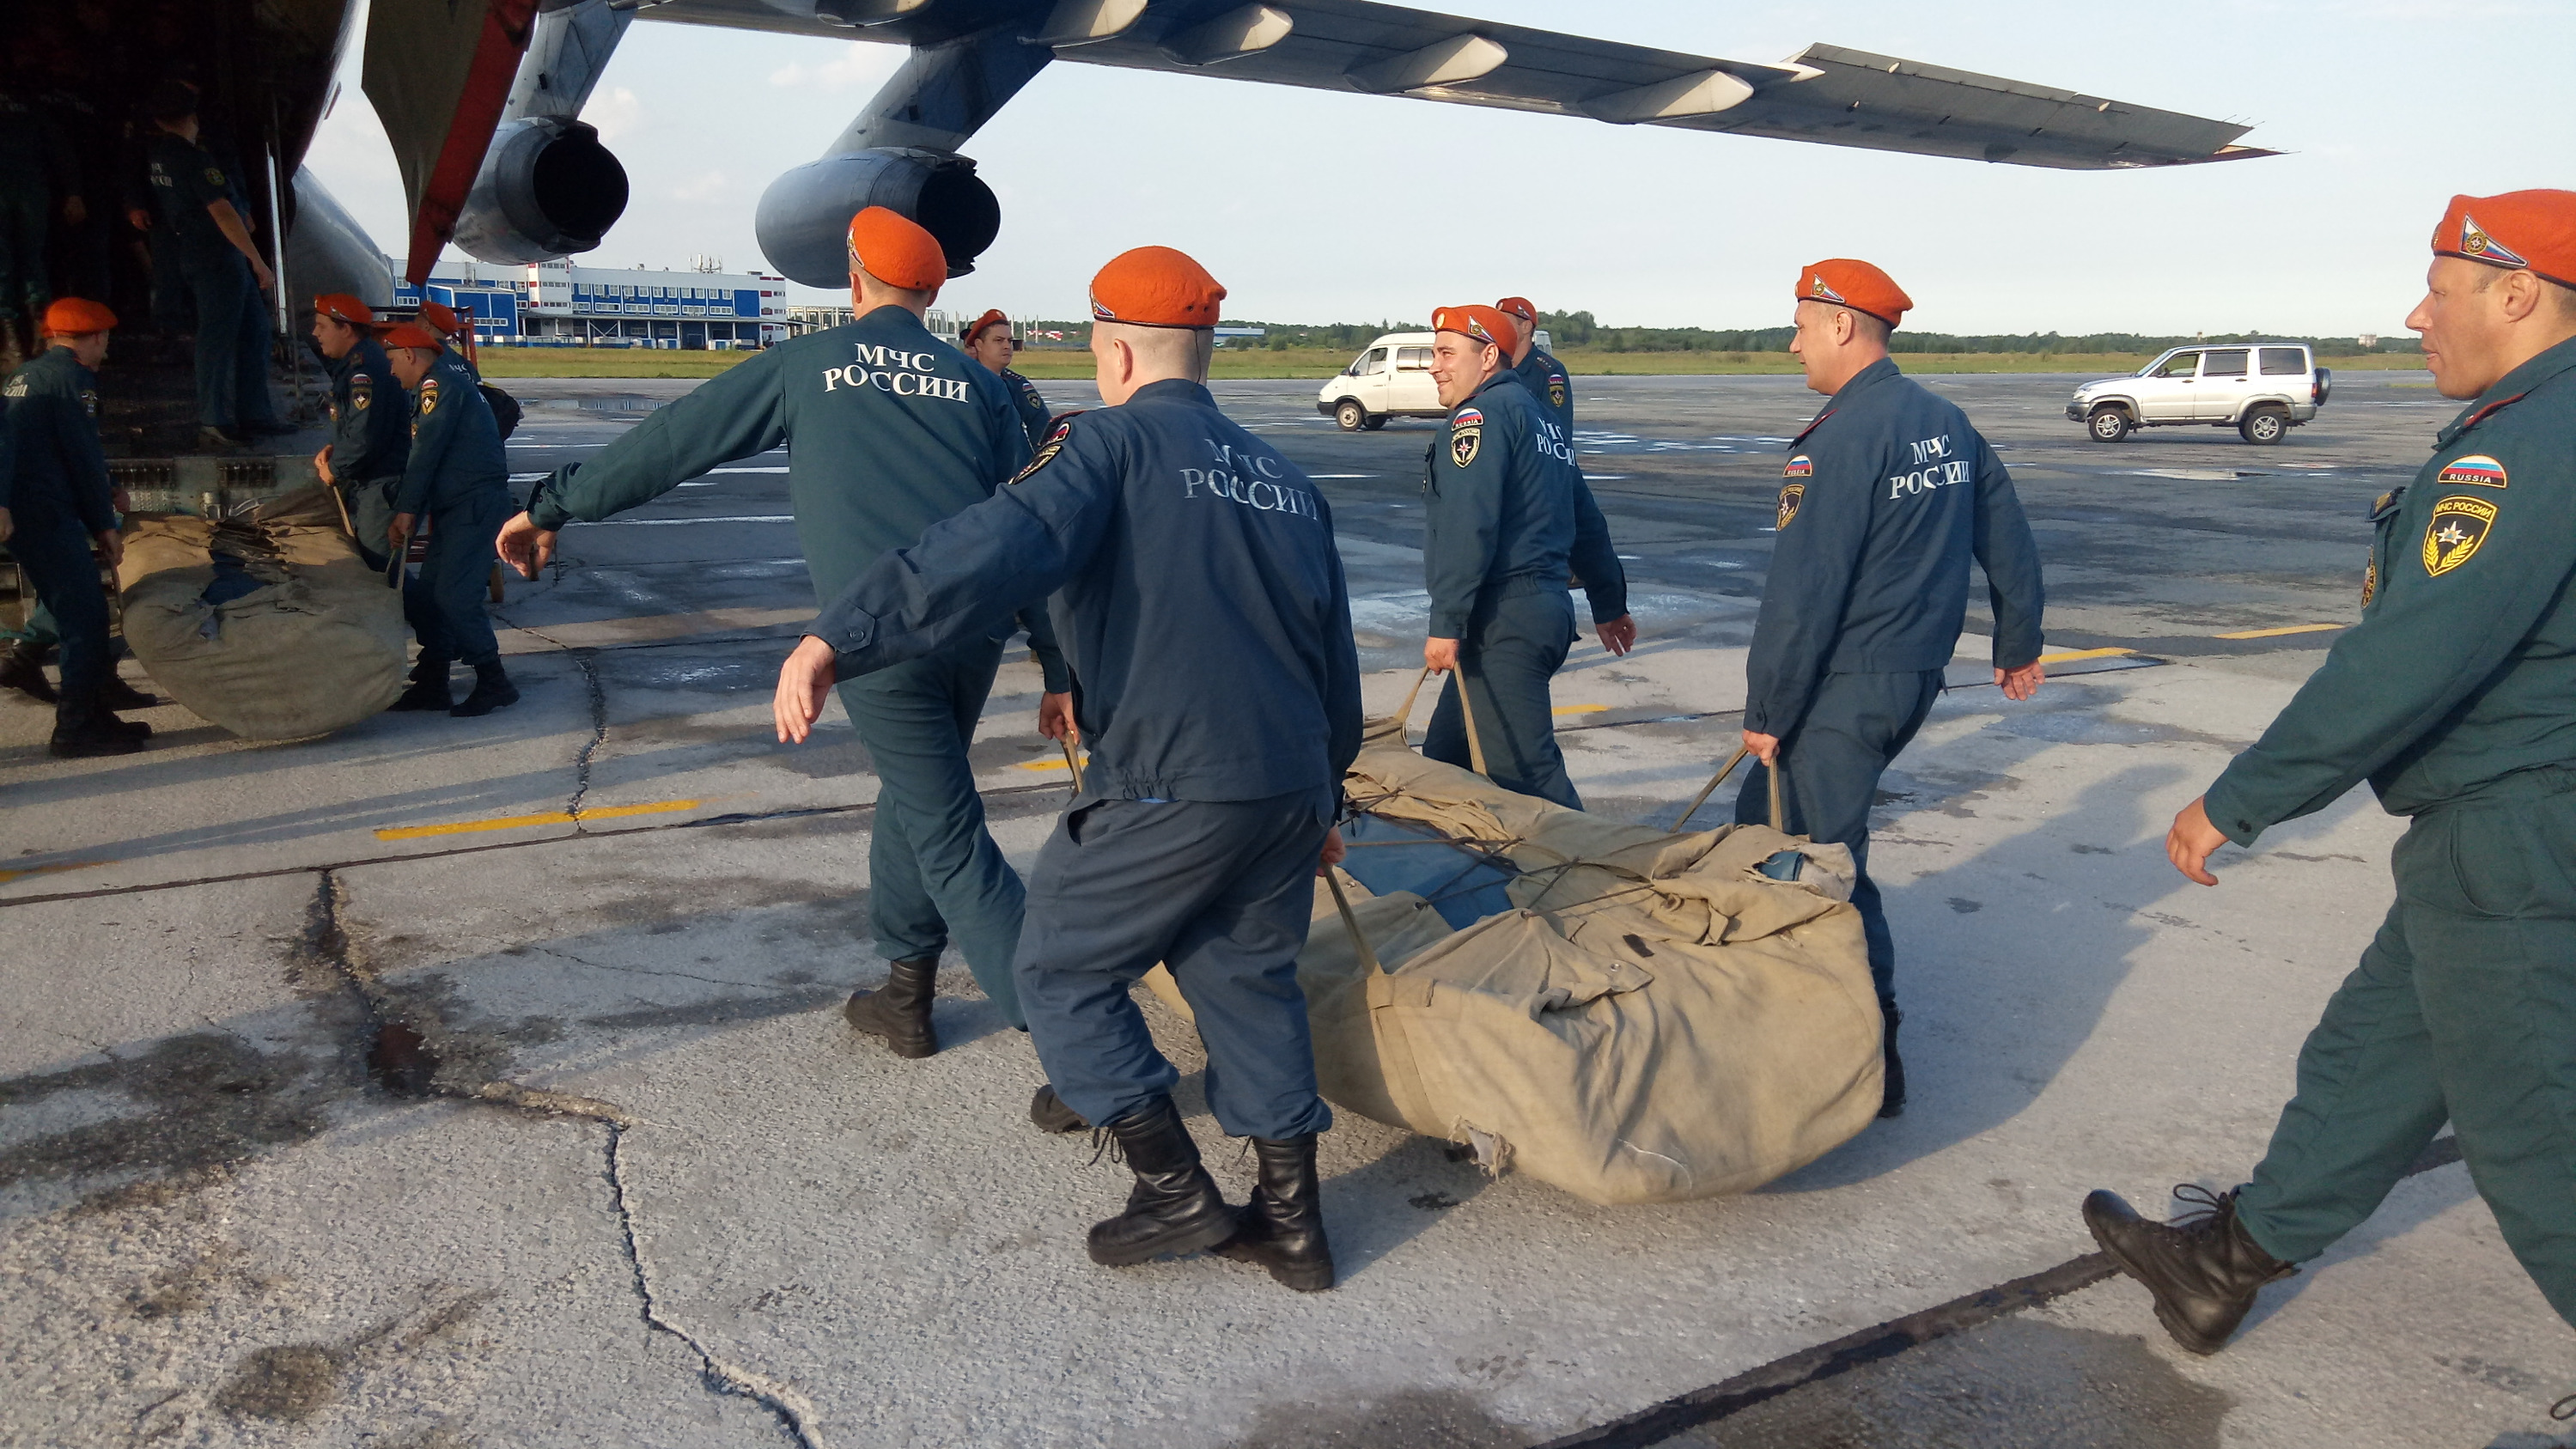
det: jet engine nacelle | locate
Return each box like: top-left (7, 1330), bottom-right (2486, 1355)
top-left (452, 116), bottom-right (630, 265)
top-left (753, 148), bottom-right (1000, 289)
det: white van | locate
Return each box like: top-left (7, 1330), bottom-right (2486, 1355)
top-left (1316, 332), bottom-right (1441, 430)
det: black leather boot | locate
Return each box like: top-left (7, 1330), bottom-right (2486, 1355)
top-left (96, 672), bottom-right (157, 712)
top-left (2084, 1184), bottom-right (2296, 1355)
top-left (1879, 1002), bottom-right (1906, 1118)
top-left (843, 957), bottom-right (937, 1058)
top-left (389, 655), bottom-right (454, 711)
top-left (0, 640), bottom-right (58, 703)
top-left (1031, 1084), bottom-right (1089, 1134)
top-left (450, 661), bottom-right (521, 717)
top-left (1217, 1133), bottom-right (1334, 1292)
top-left (49, 699), bottom-right (144, 758)
top-left (1087, 1096), bottom-right (1237, 1267)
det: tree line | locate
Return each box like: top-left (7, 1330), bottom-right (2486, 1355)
top-left (1018, 313), bottom-right (2414, 356)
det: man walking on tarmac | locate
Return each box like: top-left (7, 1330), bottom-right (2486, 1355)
top-left (2088, 192), bottom-right (2576, 1400)
top-left (381, 321), bottom-right (518, 718)
top-left (962, 308), bottom-right (1054, 450)
top-left (498, 208), bottom-right (1065, 1056)
top-left (1739, 259), bottom-right (2047, 1119)
top-left (1420, 303), bottom-right (1632, 810)
top-left (308, 294), bottom-right (408, 570)
top-left (773, 245), bottom-right (1362, 1291)
top-left (1495, 296), bottom-right (1573, 430)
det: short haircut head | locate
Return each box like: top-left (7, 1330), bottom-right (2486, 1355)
top-left (1094, 320), bottom-right (1213, 382)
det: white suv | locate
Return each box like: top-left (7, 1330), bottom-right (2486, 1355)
top-left (2067, 344), bottom-right (2331, 446)
top-left (1317, 332), bottom-right (1443, 430)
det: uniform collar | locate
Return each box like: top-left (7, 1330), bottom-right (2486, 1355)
top-left (1830, 356), bottom-right (1902, 403)
top-left (1470, 369), bottom-right (1526, 403)
top-left (1129, 377), bottom-right (1213, 406)
top-left (2438, 333), bottom-right (2576, 446)
top-left (856, 303), bottom-right (931, 334)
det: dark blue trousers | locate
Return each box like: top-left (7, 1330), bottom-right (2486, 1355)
top-left (1425, 584), bottom-right (1580, 810)
top-left (401, 490), bottom-right (509, 667)
top-left (1738, 668), bottom-right (1944, 1005)
top-left (840, 636), bottom-right (1026, 1027)
top-left (180, 255), bottom-right (277, 429)
top-left (1016, 788), bottom-right (1336, 1139)
top-left (12, 514), bottom-right (109, 730)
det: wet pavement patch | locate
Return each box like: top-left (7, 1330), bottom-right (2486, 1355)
top-left (1226, 1387), bottom-right (1527, 1448)
top-left (213, 1342), bottom-right (347, 1422)
top-left (0, 1028), bottom-right (346, 1200)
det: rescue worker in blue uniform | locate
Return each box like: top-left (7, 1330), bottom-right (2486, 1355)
top-left (381, 321), bottom-right (519, 717)
top-left (0, 298), bottom-right (150, 756)
top-left (1495, 295), bottom-right (1573, 430)
top-left (499, 208), bottom-right (1062, 1054)
top-left (961, 307), bottom-right (1053, 449)
top-left (775, 245), bottom-right (1361, 1291)
top-left (1740, 259), bottom-right (2047, 1119)
top-left (141, 82), bottom-right (283, 449)
top-left (2087, 192), bottom-right (2576, 1393)
top-left (307, 294), bottom-right (409, 570)
top-left (1420, 304), bottom-right (1633, 810)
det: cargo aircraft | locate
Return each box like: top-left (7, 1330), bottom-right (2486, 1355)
top-left (220, 0), bottom-right (2275, 301)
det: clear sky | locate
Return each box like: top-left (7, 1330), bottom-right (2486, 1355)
top-left (304, 0), bottom-right (2574, 338)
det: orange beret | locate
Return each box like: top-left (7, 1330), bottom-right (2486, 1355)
top-left (415, 300), bottom-right (464, 338)
top-left (846, 205), bottom-right (947, 290)
top-left (313, 293), bottom-right (375, 327)
top-left (1796, 259), bottom-right (1912, 329)
top-left (964, 307), bottom-right (1011, 344)
top-left (1432, 305), bottom-right (1513, 350)
top-left (381, 322), bottom-right (444, 351)
top-left (40, 297), bottom-right (117, 336)
top-left (1495, 295), bottom-right (1537, 326)
top-left (2434, 191), bottom-right (2576, 289)
top-left (1089, 246), bottom-right (1225, 328)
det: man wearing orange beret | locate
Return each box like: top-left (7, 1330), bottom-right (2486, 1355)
top-left (2093, 191), bottom-right (2576, 1379)
top-left (776, 244), bottom-right (1362, 1291)
top-left (1741, 258), bottom-right (2047, 1119)
top-left (1420, 302), bottom-right (1632, 809)
top-left (381, 320), bottom-right (519, 717)
top-left (1495, 295), bottom-right (1573, 429)
top-left (501, 206), bottom-right (1062, 1060)
top-left (0, 298), bottom-right (154, 755)
top-left (961, 308), bottom-right (1052, 449)
top-left (307, 293), bottom-right (408, 570)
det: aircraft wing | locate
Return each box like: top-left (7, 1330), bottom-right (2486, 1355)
top-left (636, 0), bottom-right (2269, 169)
top-left (364, 0), bottom-right (543, 283)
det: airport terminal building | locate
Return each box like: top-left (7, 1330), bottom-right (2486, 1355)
top-left (391, 259), bottom-right (792, 349)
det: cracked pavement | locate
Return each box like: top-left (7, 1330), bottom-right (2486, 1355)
top-left (3, 374), bottom-right (2572, 1447)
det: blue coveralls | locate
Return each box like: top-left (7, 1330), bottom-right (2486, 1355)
top-left (1, 345), bottom-right (117, 733)
top-left (1739, 357), bottom-right (2045, 1005)
top-left (813, 380), bottom-right (1365, 1139)
top-left (144, 131), bottom-right (277, 432)
top-left (318, 333), bottom-right (411, 569)
top-left (527, 307), bottom-right (1050, 1024)
top-left (1420, 370), bottom-right (1625, 809)
top-left (392, 352), bottom-right (511, 670)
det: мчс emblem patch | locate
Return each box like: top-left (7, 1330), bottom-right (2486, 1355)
top-left (1548, 375), bottom-right (1568, 411)
top-left (2422, 496), bottom-right (2497, 576)
top-left (419, 379), bottom-right (439, 415)
top-left (1450, 426), bottom-right (1482, 468)
top-left (1783, 454), bottom-right (1814, 479)
top-left (1777, 483), bottom-right (1806, 530)
top-left (1012, 416), bottom-right (1076, 484)
top-left (2436, 454), bottom-right (2507, 488)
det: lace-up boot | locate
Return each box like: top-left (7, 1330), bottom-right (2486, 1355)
top-left (2083, 1184), bottom-right (2295, 1355)
top-left (843, 957), bottom-right (937, 1058)
top-left (1030, 1084), bottom-right (1087, 1134)
top-left (1086, 1095), bottom-right (1236, 1266)
top-left (1217, 1133), bottom-right (1334, 1291)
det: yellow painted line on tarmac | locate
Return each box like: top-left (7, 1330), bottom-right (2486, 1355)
top-left (1553, 703), bottom-right (1611, 716)
top-left (2036, 647), bottom-right (2136, 665)
top-left (1016, 756), bottom-right (1090, 772)
top-left (0, 860), bottom-right (118, 886)
top-left (373, 798), bottom-right (701, 842)
top-left (2214, 623), bottom-right (2343, 640)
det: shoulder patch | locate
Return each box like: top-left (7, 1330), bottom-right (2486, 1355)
top-left (1548, 375), bottom-right (1568, 411)
top-left (204, 166), bottom-right (226, 187)
top-left (3, 377), bottom-right (25, 399)
top-left (2422, 495), bottom-right (2497, 577)
top-left (1776, 483), bottom-right (1806, 530)
top-left (1012, 415), bottom-right (1078, 484)
top-left (2435, 454), bottom-right (2508, 488)
top-left (1449, 424), bottom-right (1482, 468)
top-left (1451, 406), bottom-right (1483, 429)
top-left (1783, 454), bottom-right (1814, 479)
top-left (419, 377), bottom-right (439, 415)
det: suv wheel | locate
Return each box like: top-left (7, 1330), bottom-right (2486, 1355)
top-left (1335, 399), bottom-right (1369, 432)
top-left (2240, 406), bottom-right (2288, 446)
top-left (2087, 405), bottom-right (2132, 443)
top-left (1362, 414), bottom-right (1388, 431)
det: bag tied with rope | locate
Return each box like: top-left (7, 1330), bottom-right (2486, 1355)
top-left (1144, 672), bottom-right (1885, 1205)
top-left (115, 485), bottom-right (410, 740)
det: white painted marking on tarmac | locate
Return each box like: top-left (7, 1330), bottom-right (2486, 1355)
top-left (709, 466), bottom-right (790, 474)
top-left (573, 515), bottom-right (795, 526)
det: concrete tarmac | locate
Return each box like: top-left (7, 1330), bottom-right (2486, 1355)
top-left (3, 368), bottom-right (2569, 1447)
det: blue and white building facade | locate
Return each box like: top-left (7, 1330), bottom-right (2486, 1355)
top-left (390, 259), bottom-right (792, 349)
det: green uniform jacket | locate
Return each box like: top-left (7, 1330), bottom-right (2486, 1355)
top-left (2206, 336), bottom-right (2576, 843)
top-left (393, 351), bottom-right (509, 517)
top-left (0, 346), bottom-right (113, 533)
top-left (527, 306), bottom-right (1034, 616)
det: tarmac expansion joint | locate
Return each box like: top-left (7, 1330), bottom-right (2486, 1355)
top-left (297, 869), bottom-right (828, 1440)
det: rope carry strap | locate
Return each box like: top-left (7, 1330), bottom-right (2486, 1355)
top-left (1392, 666), bottom-right (1433, 728)
top-left (1452, 668), bottom-right (1490, 779)
top-left (325, 478), bottom-right (357, 539)
top-left (1323, 868), bottom-right (1383, 973)
top-left (1059, 735), bottom-right (1086, 794)
top-left (1676, 744), bottom-right (1787, 831)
